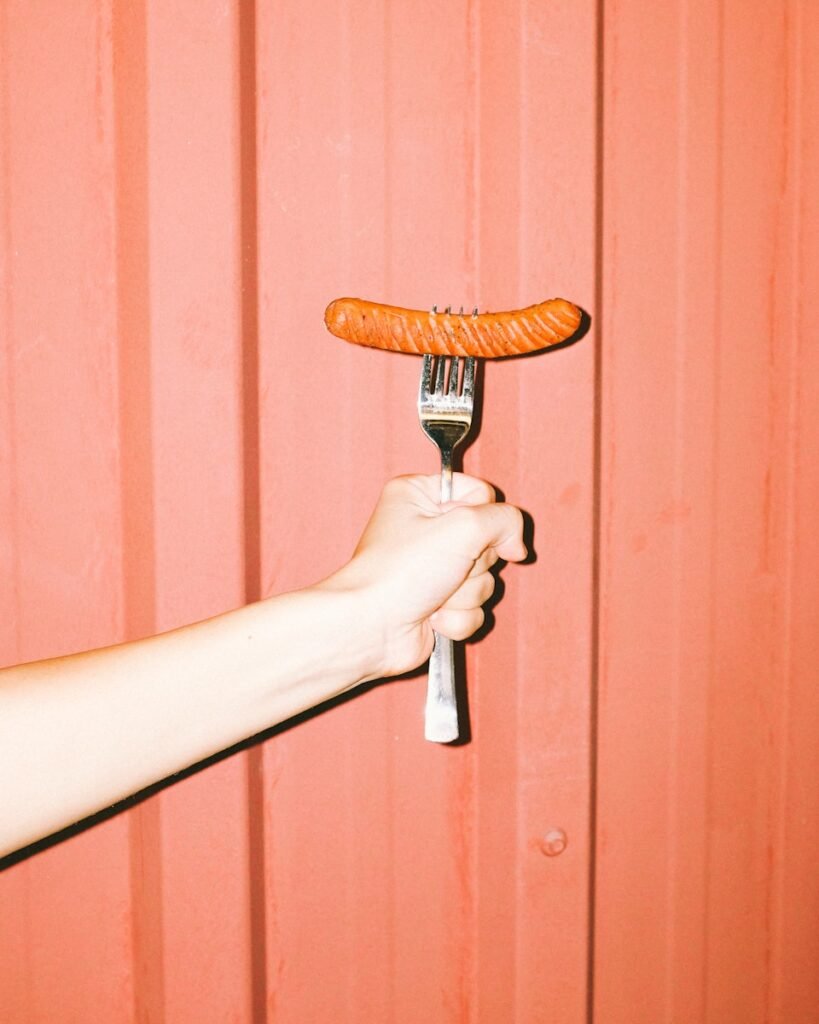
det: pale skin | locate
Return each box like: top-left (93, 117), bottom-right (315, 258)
top-left (0, 473), bottom-right (526, 858)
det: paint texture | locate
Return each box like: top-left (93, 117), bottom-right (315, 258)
top-left (0, 1), bottom-right (816, 1021)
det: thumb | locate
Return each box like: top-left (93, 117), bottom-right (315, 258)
top-left (442, 502), bottom-right (528, 564)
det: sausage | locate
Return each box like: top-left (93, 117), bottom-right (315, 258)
top-left (323, 296), bottom-right (582, 358)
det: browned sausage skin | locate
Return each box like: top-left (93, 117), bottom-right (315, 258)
top-left (324, 296), bottom-right (582, 358)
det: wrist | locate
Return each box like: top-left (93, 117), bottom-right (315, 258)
top-left (309, 567), bottom-right (387, 684)
top-left (315, 560), bottom-right (433, 682)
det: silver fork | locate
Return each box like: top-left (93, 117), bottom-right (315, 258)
top-left (418, 341), bottom-right (478, 743)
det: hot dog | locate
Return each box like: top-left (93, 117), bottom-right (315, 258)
top-left (324, 296), bottom-right (582, 358)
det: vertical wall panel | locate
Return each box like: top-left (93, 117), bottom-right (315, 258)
top-left (775, 13), bottom-right (819, 1020)
top-left (0, 3), bottom-right (134, 1021)
top-left (2, 1), bottom-right (817, 1022)
top-left (472, 1), bottom-right (598, 1020)
top-left (596, 0), bottom-right (819, 1021)
top-left (136, 2), bottom-right (252, 1021)
top-left (255, 4), bottom-right (392, 1020)
top-left (595, 2), bottom-right (719, 1018)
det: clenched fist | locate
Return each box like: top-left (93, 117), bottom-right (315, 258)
top-left (319, 474), bottom-right (528, 680)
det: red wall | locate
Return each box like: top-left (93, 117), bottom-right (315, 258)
top-left (0, 1), bottom-right (816, 1021)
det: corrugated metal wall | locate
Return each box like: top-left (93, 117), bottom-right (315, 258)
top-left (0, 1), bottom-right (815, 1021)
top-left (597, 3), bottom-right (819, 1021)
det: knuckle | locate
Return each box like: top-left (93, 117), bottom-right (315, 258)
top-left (477, 480), bottom-right (496, 504)
top-left (385, 474), bottom-right (414, 493)
top-left (506, 504), bottom-right (525, 536)
top-left (466, 504), bottom-right (488, 535)
top-left (456, 473), bottom-right (495, 504)
top-left (453, 608), bottom-right (484, 640)
top-left (468, 608), bottom-right (486, 636)
top-left (451, 505), bottom-right (484, 541)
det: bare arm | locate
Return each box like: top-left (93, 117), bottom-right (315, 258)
top-left (0, 474), bottom-right (526, 857)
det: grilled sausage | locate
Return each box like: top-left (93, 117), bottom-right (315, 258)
top-left (324, 296), bottom-right (582, 358)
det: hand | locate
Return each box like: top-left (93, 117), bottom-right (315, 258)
top-left (320, 474), bottom-right (528, 679)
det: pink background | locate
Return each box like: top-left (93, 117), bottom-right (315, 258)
top-left (1, 1), bottom-right (816, 1021)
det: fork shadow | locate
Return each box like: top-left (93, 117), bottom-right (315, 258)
top-left (446, 405), bottom-right (538, 743)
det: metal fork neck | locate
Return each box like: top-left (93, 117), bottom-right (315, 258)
top-left (440, 451), bottom-right (453, 502)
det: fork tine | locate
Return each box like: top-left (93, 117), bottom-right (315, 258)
top-left (434, 355), bottom-right (447, 394)
top-left (447, 356), bottom-right (460, 395)
top-left (420, 354), bottom-right (433, 399)
top-left (462, 357), bottom-right (476, 398)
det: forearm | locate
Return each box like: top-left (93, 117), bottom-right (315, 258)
top-left (0, 583), bottom-right (376, 857)
top-left (0, 473), bottom-right (526, 858)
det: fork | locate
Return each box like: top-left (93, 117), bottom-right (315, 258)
top-left (418, 345), bottom-right (478, 743)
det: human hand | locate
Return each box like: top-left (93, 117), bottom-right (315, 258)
top-left (319, 474), bottom-right (527, 680)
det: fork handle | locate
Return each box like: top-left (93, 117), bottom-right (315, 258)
top-left (424, 451), bottom-right (459, 743)
top-left (425, 634), bottom-right (458, 742)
